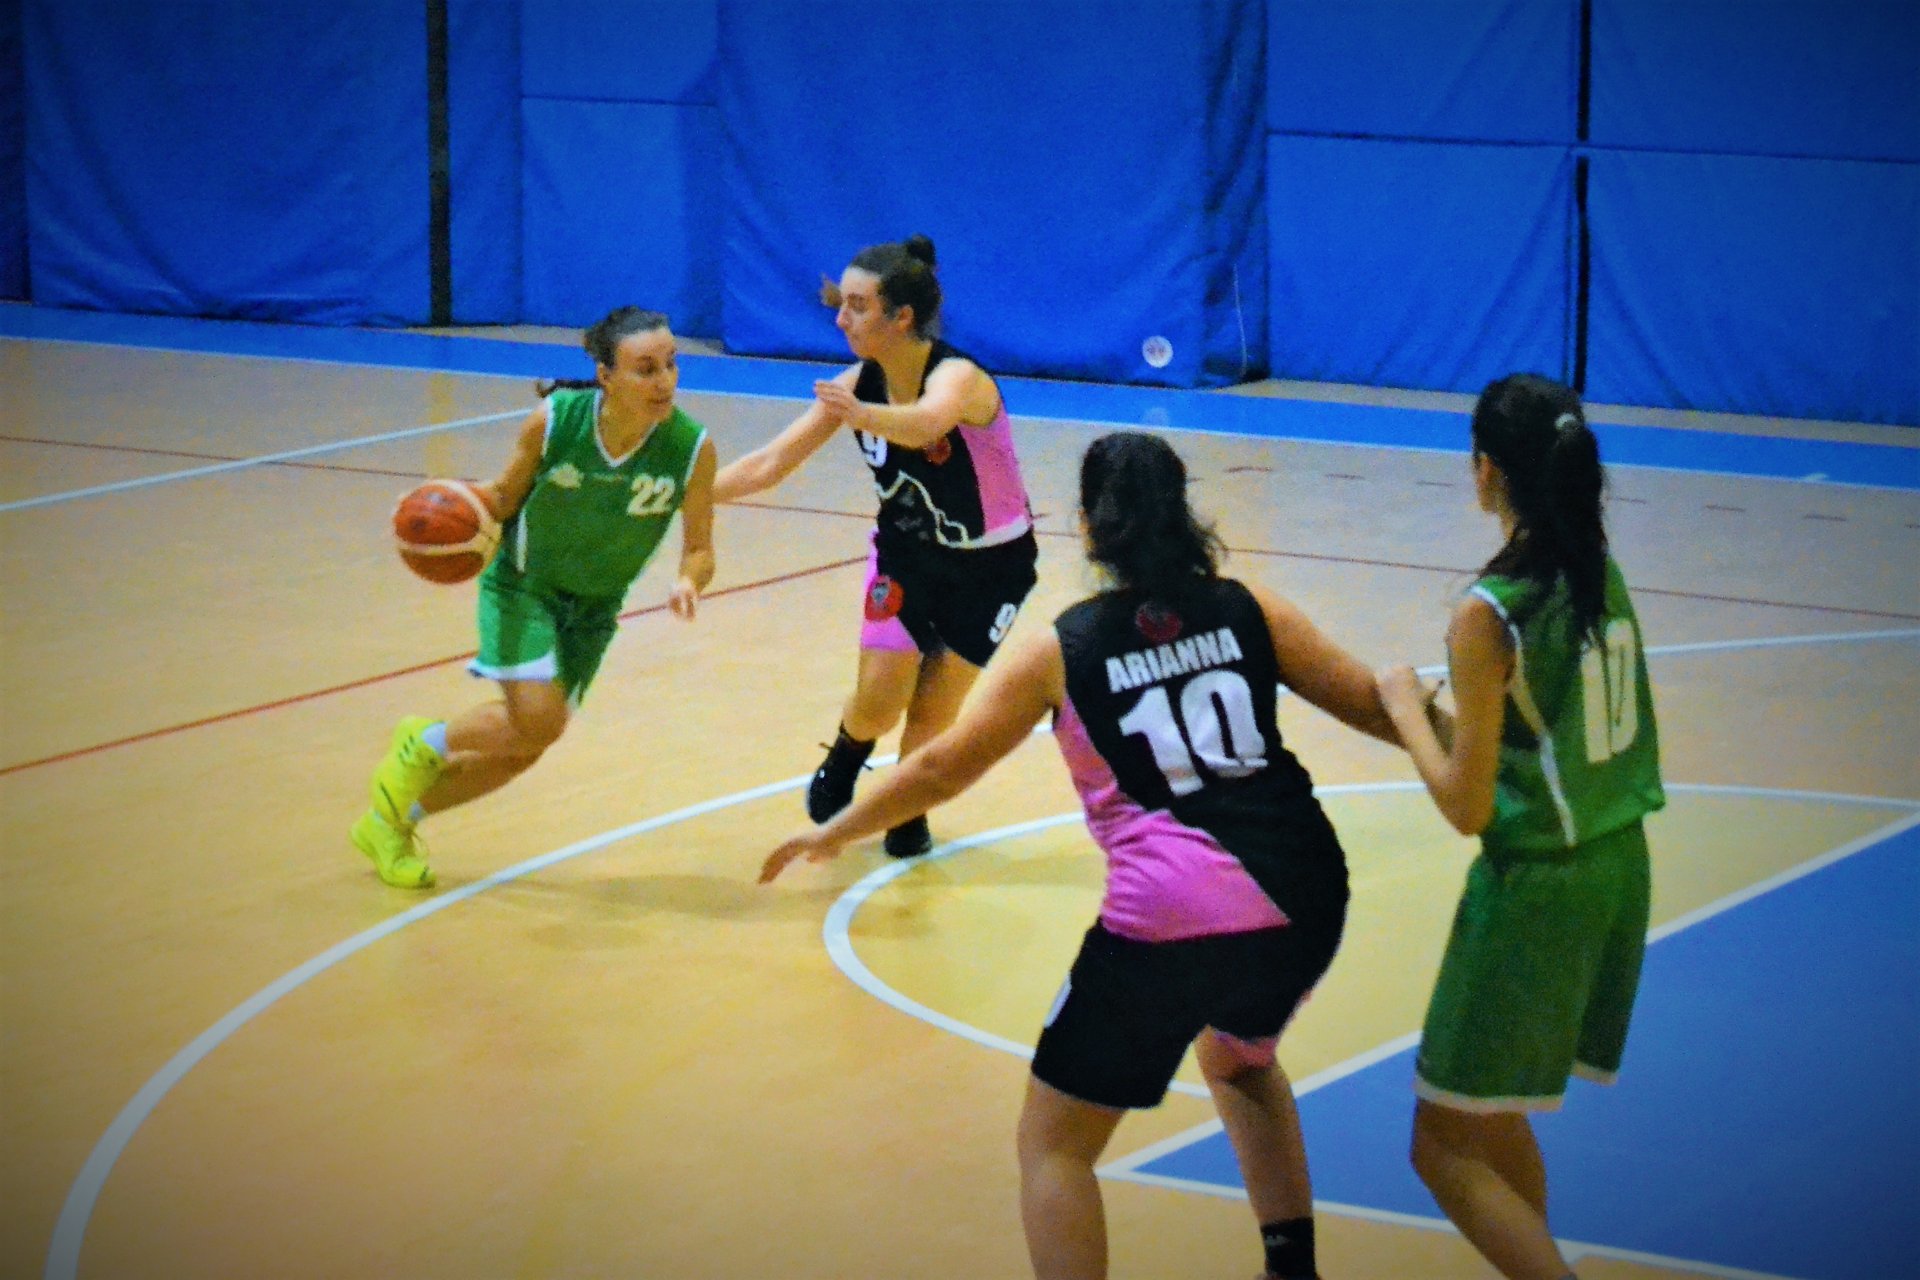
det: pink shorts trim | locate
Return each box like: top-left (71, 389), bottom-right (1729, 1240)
top-left (1205, 1028), bottom-right (1280, 1070)
top-left (860, 613), bottom-right (917, 652)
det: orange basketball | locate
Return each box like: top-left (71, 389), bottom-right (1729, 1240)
top-left (392, 479), bottom-right (500, 584)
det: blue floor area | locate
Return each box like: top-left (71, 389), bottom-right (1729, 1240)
top-left (1132, 819), bottom-right (1920, 1279)
top-left (3, 304), bottom-right (1916, 490)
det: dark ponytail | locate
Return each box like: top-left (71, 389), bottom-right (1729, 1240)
top-left (1471, 374), bottom-right (1609, 647)
top-left (826, 235), bottom-right (942, 337)
top-left (1080, 432), bottom-right (1222, 602)
top-left (536, 306), bottom-right (670, 397)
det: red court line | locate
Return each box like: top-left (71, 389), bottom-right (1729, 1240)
top-left (0, 555), bottom-right (866, 779)
top-left (1033, 532), bottom-right (1920, 623)
top-left (739, 504), bottom-right (1920, 622)
top-left (0, 433), bottom-right (449, 483)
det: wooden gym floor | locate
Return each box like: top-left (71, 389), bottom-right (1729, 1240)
top-left (2, 320), bottom-right (1916, 1279)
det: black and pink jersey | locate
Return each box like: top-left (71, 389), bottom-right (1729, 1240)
top-left (852, 340), bottom-right (1031, 553)
top-left (1052, 578), bottom-right (1345, 941)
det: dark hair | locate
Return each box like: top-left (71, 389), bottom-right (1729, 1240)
top-left (824, 235), bottom-right (941, 338)
top-left (1470, 373), bottom-right (1609, 647)
top-left (537, 306), bottom-right (670, 396)
top-left (1080, 432), bottom-right (1223, 601)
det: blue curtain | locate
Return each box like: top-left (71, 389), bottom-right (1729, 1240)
top-left (521, 100), bottom-right (722, 335)
top-left (23, 0), bottom-right (429, 324)
top-left (0, 0), bottom-right (23, 300)
top-left (519, 0), bottom-right (720, 335)
top-left (449, 0), bottom-right (521, 322)
top-left (1268, 136), bottom-right (1573, 394)
top-left (719, 0), bottom-right (1265, 387)
top-left (1268, 0), bottom-right (1578, 143)
top-left (1587, 151), bottom-right (1920, 425)
top-left (1592, 0), bottom-right (1920, 161)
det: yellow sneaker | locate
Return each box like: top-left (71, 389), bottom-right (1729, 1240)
top-left (370, 715), bottom-right (445, 828)
top-left (350, 810), bottom-right (436, 888)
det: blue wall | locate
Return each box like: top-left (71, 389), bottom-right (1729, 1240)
top-left (1587, 151), bottom-right (1920, 425)
top-left (23, 0), bottom-right (430, 324)
top-left (0, 0), bottom-right (23, 301)
top-left (1264, 0), bottom-right (1918, 423)
top-left (448, 0), bottom-right (521, 323)
top-left (9, 0), bottom-right (1916, 420)
top-left (1581, 0), bottom-right (1920, 423)
top-left (518, 0), bottom-right (720, 336)
top-left (719, 0), bottom-right (1265, 388)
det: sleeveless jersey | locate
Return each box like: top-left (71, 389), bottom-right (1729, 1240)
top-left (851, 340), bottom-right (1031, 553)
top-left (1054, 578), bottom-right (1340, 940)
top-left (1469, 557), bottom-right (1665, 854)
top-left (489, 390), bottom-right (707, 601)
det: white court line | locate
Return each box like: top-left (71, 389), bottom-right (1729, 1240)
top-left (11, 331), bottom-right (1918, 492)
top-left (1393, 623), bottom-right (1920, 686)
top-left (823, 782), bottom-right (1434, 1102)
top-left (42, 629), bottom-right (1920, 1277)
top-left (0, 408), bottom-right (523, 514)
top-left (1645, 625), bottom-right (1920, 656)
top-left (830, 790), bottom-right (1917, 1280)
top-left (825, 786), bottom-right (1918, 1097)
top-left (42, 768), bottom-right (812, 1280)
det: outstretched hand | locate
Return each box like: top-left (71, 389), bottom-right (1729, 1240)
top-left (669, 576), bottom-right (700, 620)
top-left (813, 381), bottom-right (865, 429)
top-left (1375, 664), bottom-right (1433, 711)
top-left (759, 830), bottom-right (845, 884)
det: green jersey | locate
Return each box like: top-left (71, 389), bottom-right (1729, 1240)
top-left (1467, 557), bottom-right (1664, 855)
top-left (489, 391), bottom-right (707, 601)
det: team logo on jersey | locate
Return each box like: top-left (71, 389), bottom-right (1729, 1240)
top-left (1134, 603), bottom-right (1183, 644)
top-left (546, 462), bottom-right (583, 489)
top-left (865, 576), bottom-right (905, 621)
top-left (922, 434), bottom-right (953, 465)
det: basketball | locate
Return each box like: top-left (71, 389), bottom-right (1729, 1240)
top-left (392, 479), bottom-right (500, 584)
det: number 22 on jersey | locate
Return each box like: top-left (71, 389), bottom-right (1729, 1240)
top-left (1117, 670), bottom-right (1268, 796)
top-left (627, 475), bottom-right (676, 517)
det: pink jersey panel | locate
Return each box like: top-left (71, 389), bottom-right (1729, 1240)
top-left (959, 400), bottom-right (1031, 535)
top-left (1054, 695), bottom-right (1288, 942)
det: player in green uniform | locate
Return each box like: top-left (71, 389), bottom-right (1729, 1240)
top-left (350, 307), bottom-right (718, 888)
top-left (1378, 373), bottom-right (1664, 1280)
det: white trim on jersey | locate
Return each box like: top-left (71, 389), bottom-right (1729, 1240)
top-left (1469, 584), bottom-right (1579, 847)
top-left (680, 426), bottom-right (709, 489)
top-left (873, 468), bottom-right (1032, 549)
top-left (592, 390), bottom-right (653, 468)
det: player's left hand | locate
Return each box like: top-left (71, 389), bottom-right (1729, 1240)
top-left (813, 381), bottom-right (866, 430)
top-left (1376, 664), bottom-right (1431, 710)
top-left (669, 577), bottom-right (700, 620)
top-left (759, 831), bottom-right (843, 883)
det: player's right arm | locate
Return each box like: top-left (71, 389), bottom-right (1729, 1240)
top-left (478, 406), bottom-right (547, 520)
top-left (711, 366), bottom-right (859, 502)
top-left (759, 630), bottom-right (1063, 882)
top-left (1247, 581), bottom-right (1400, 746)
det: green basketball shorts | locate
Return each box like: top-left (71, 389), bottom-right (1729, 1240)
top-left (1415, 820), bottom-right (1651, 1113)
top-left (470, 570), bottom-right (620, 706)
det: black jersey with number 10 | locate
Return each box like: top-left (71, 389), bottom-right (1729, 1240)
top-left (1053, 578), bottom-right (1343, 917)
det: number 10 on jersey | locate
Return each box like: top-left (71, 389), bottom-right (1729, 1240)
top-left (1117, 670), bottom-right (1268, 796)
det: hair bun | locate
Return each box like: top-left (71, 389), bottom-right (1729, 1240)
top-left (902, 234), bottom-right (937, 267)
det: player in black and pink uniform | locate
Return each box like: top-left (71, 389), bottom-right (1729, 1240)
top-left (715, 234), bottom-right (1036, 858)
top-left (760, 432), bottom-right (1399, 1280)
